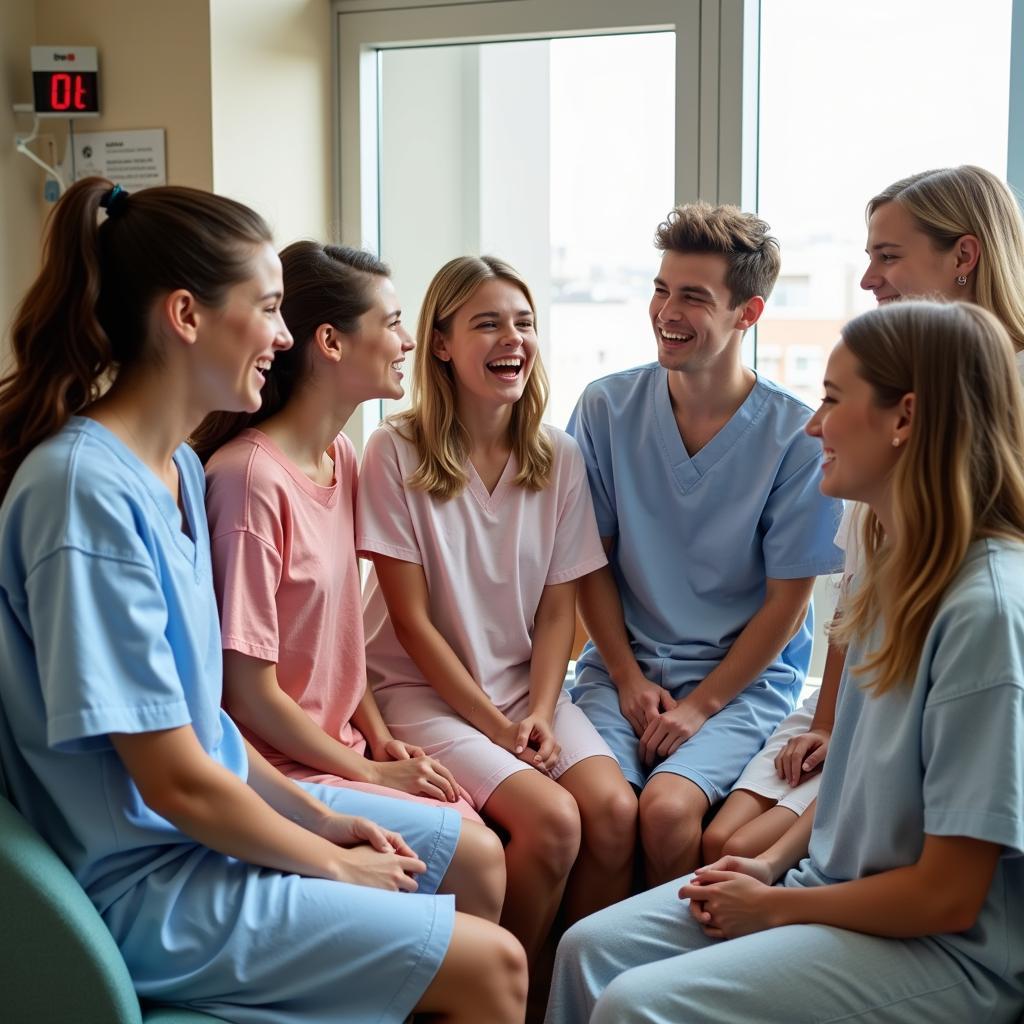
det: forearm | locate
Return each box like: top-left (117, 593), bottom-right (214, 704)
top-left (393, 615), bottom-right (509, 739)
top-left (528, 588), bottom-right (576, 721)
top-left (113, 729), bottom-right (346, 881)
top-left (764, 834), bottom-right (1000, 938)
top-left (577, 564), bottom-right (644, 685)
top-left (809, 638), bottom-right (845, 734)
top-left (350, 688), bottom-right (394, 757)
top-left (758, 802), bottom-right (815, 881)
top-left (243, 740), bottom-right (337, 825)
top-left (228, 675), bottom-right (377, 784)
top-left (691, 583), bottom-right (812, 715)
top-left (769, 866), bottom-right (961, 938)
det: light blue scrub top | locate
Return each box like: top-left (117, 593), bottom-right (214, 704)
top-left (568, 364), bottom-right (844, 698)
top-left (788, 538), bottom-right (1024, 991)
top-left (0, 418), bottom-right (247, 914)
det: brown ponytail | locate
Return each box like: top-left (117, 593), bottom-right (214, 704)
top-left (0, 176), bottom-right (271, 499)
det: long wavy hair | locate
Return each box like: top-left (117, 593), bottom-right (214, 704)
top-left (832, 300), bottom-right (1024, 694)
top-left (191, 241), bottom-right (389, 461)
top-left (392, 255), bottom-right (552, 500)
top-left (0, 176), bottom-right (271, 501)
top-left (868, 166), bottom-right (1024, 351)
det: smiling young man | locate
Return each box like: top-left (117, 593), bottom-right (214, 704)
top-left (567, 202), bottom-right (844, 885)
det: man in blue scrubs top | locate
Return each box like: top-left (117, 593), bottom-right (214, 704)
top-left (568, 202), bottom-right (844, 885)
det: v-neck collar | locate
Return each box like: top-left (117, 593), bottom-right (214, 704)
top-left (652, 368), bottom-right (767, 493)
top-left (71, 416), bottom-right (200, 566)
top-left (465, 452), bottom-right (517, 514)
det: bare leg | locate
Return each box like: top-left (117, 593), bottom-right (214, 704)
top-left (701, 789), bottom-right (777, 863)
top-left (638, 773), bottom-right (708, 887)
top-left (720, 803), bottom-right (800, 859)
top-left (482, 770), bottom-right (581, 966)
top-left (557, 755), bottom-right (637, 924)
top-left (413, 912), bottom-right (527, 1023)
top-left (437, 818), bottom-right (507, 922)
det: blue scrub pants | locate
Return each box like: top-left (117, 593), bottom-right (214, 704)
top-left (544, 876), bottom-right (1020, 1024)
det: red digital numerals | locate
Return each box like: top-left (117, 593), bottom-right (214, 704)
top-left (49, 72), bottom-right (89, 111)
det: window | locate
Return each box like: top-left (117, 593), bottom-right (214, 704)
top-left (334, 0), bottom-right (714, 443)
top-left (755, 0), bottom-right (1014, 406)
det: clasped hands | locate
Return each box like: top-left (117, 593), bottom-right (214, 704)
top-left (618, 674), bottom-right (709, 766)
top-left (492, 711), bottom-right (561, 773)
top-left (679, 855), bottom-right (779, 939)
top-left (317, 811), bottom-right (426, 892)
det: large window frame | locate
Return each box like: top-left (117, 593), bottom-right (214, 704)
top-left (330, 0), bottom-right (1024, 444)
top-left (332, 0), bottom-right (759, 445)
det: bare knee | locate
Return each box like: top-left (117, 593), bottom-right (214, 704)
top-left (476, 925), bottom-right (529, 1022)
top-left (701, 819), bottom-right (731, 864)
top-left (459, 819), bottom-right (505, 871)
top-left (581, 785), bottom-right (637, 862)
top-left (457, 820), bottom-right (507, 917)
top-left (417, 917), bottom-right (527, 1023)
top-left (639, 785), bottom-right (702, 847)
top-left (520, 787), bottom-right (582, 876)
top-left (719, 829), bottom-right (766, 860)
top-left (638, 781), bottom-right (707, 881)
top-left (460, 922), bottom-right (528, 1024)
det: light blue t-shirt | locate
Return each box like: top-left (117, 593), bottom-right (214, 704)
top-left (788, 538), bottom-right (1024, 990)
top-left (568, 364), bottom-right (844, 698)
top-left (0, 418), bottom-right (247, 913)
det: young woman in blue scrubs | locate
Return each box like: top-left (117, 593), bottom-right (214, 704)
top-left (0, 178), bottom-right (526, 1024)
top-left (545, 300), bottom-right (1024, 1023)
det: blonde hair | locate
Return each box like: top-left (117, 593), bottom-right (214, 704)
top-left (868, 166), bottom-right (1024, 351)
top-left (833, 301), bottom-right (1024, 695)
top-left (392, 255), bottom-right (552, 500)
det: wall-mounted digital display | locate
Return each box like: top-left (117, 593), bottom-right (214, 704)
top-left (30, 46), bottom-right (99, 118)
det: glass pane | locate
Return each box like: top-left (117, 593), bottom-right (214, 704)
top-left (378, 32), bottom-right (675, 426)
top-left (757, 0), bottom-right (1013, 406)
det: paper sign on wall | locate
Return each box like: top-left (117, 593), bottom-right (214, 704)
top-left (73, 128), bottom-right (166, 190)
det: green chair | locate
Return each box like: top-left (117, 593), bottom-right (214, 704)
top-left (0, 791), bottom-right (226, 1023)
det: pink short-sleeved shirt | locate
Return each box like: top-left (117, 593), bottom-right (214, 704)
top-left (205, 429), bottom-right (368, 771)
top-left (357, 423), bottom-right (608, 709)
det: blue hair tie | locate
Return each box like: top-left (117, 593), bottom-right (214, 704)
top-left (99, 184), bottom-right (130, 218)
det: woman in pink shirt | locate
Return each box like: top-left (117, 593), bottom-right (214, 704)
top-left (358, 256), bottom-right (639, 969)
top-left (194, 242), bottom-right (506, 925)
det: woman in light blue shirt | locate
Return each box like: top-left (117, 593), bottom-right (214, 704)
top-left (545, 299), bottom-right (1024, 1023)
top-left (0, 178), bottom-right (525, 1023)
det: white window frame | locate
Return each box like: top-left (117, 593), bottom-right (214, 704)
top-left (331, 0), bottom-right (759, 445)
top-left (1010, 0), bottom-right (1024, 200)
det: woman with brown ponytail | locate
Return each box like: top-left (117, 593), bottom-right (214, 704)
top-left (0, 179), bottom-right (526, 1024)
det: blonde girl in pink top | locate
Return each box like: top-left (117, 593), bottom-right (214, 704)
top-left (358, 256), bottom-right (639, 969)
top-left (194, 243), bottom-right (510, 929)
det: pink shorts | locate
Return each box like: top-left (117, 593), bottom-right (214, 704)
top-left (374, 684), bottom-right (617, 809)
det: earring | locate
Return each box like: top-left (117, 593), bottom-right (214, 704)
top-left (956, 274), bottom-right (968, 286)
top-left (891, 437), bottom-right (901, 448)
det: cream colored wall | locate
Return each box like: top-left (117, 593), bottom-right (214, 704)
top-left (34, 0), bottom-right (214, 189)
top-left (1, 0), bottom-right (337, 366)
top-left (0, 0), bottom-right (215, 362)
top-left (210, 0), bottom-right (334, 248)
top-left (0, 0), bottom-right (43, 366)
